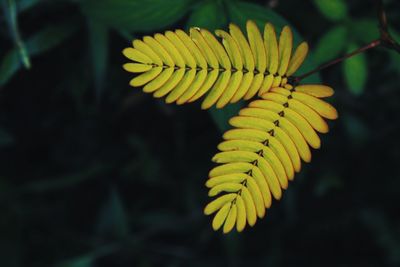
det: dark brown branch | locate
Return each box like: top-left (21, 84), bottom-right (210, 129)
top-left (295, 0), bottom-right (399, 82)
top-left (294, 40), bottom-right (381, 83)
top-left (375, 0), bottom-right (388, 33)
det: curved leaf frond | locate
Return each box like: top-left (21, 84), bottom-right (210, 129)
top-left (204, 84), bottom-right (338, 233)
top-left (123, 21), bottom-right (309, 109)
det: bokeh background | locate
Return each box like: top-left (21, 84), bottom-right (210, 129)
top-left (1, 0), bottom-right (400, 266)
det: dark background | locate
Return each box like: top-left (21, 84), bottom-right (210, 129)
top-left (1, 0), bottom-right (400, 266)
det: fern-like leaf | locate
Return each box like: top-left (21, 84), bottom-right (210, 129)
top-left (122, 21), bottom-right (308, 109)
top-left (122, 20), bottom-right (338, 233)
top-left (205, 84), bottom-right (338, 233)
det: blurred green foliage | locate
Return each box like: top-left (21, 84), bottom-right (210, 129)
top-left (313, 0), bottom-right (348, 22)
top-left (1, 0), bottom-right (400, 266)
top-left (343, 43), bottom-right (368, 95)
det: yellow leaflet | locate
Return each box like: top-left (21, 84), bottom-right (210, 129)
top-left (212, 150), bottom-right (258, 164)
top-left (286, 42), bottom-right (308, 77)
top-left (206, 173), bottom-right (247, 188)
top-left (282, 108), bottom-right (321, 149)
top-left (288, 99), bottom-right (329, 133)
top-left (154, 33), bottom-right (185, 68)
top-left (165, 31), bottom-right (196, 69)
top-left (272, 76), bottom-right (282, 88)
top-left (189, 69), bottom-right (219, 103)
top-left (244, 73), bottom-right (263, 100)
top-left (235, 196), bottom-right (247, 232)
top-left (278, 116), bottom-right (312, 163)
top-left (256, 156), bottom-right (282, 200)
top-left (204, 193), bottom-right (236, 215)
top-left (258, 74), bottom-right (274, 96)
top-left (123, 63), bottom-right (152, 73)
top-left (247, 20), bottom-right (267, 73)
top-left (295, 84), bottom-right (334, 98)
top-left (251, 166), bottom-right (272, 207)
top-left (278, 26), bottom-right (293, 76)
top-left (241, 187), bottom-right (257, 226)
top-left (201, 70), bottom-right (231, 109)
top-left (133, 40), bottom-right (163, 66)
top-left (223, 203), bottom-right (237, 233)
top-left (176, 70), bottom-right (207, 104)
top-left (175, 29), bottom-right (207, 69)
top-left (152, 68), bottom-right (185, 97)
top-left (143, 67), bottom-right (174, 93)
top-left (201, 29), bottom-right (231, 70)
top-left (216, 71), bottom-right (243, 108)
top-left (209, 162), bottom-right (253, 177)
top-left (246, 176), bottom-right (265, 218)
top-left (212, 202), bottom-right (230, 231)
top-left (229, 23), bottom-right (255, 71)
top-left (143, 36), bottom-right (174, 67)
top-left (264, 23), bottom-right (279, 74)
top-left (293, 92), bottom-right (338, 120)
top-left (273, 126), bottom-right (302, 173)
top-left (164, 69), bottom-right (196, 102)
top-left (190, 28), bottom-right (219, 69)
top-left (230, 72), bottom-right (253, 103)
top-left (215, 30), bottom-right (243, 70)
top-left (122, 47), bottom-right (152, 64)
top-left (129, 66), bottom-right (162, 87)
top-left (208, 183), bottom-right (242, 197)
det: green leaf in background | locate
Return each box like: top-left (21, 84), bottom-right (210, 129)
top-left (351, 19), bottom-right (380, 44)
top-left (227, 1), bottom-right (289, 35)
top-left (342, 112), bottom-right (370, 146)
top-left (26, 22), bottom-right (78, 55)
top-left (2, 0), bottom-right (31, 68)
top-left (343, 43), bottom-right (368, 96)
top-left (87, 19), bottom-right (109, 102)
top-left (80, 0), bottom-right (193, 33)
top-left (314, 25), bottom-right (347, 65)
top-left (313, 0), bottom-right (348, 22)
top-left (17, 0), bottom-right (41, 12)
top-left (0, 49), bottom-right (21, 86)
top-left (0, 21), bottom-right (78, 86)
top-left (96, 187), bottom-right (129, 240)
top-left (186, 0), bottom-right (227, 31)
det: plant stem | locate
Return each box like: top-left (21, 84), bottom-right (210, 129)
top-left (294, 39), bottom-right (381, 82)
top-left (294, 0), bottom-right (400, 82)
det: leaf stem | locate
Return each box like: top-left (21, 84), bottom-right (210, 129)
top-left (294, 0), bottom-right (400, 82)
top-left (294, 39), bottom-right (381, 83)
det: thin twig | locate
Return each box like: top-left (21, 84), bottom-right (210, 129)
top-left (294, 40), bottom-right (381, 83)
top-left (375, 0), bottom-right (400, 53)
top-left (295, 0), bottom-right (400, 82)
top-left (375, 0), bottom-right (388, 33)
